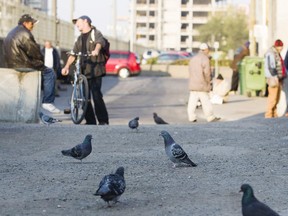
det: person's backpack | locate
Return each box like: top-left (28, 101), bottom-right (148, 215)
top-left (101, 37), bottom-right (110, 63)
top-left (91, 28), bottom-right (110, 64)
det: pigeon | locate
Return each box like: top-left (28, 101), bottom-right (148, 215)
top-left (128, 117), bottom-right (139, 131)
top-left (153, 112), bottom-right (168, 124)
top-left (159, 130), bottom-right (197, 167)
top-left (240, 184), bottom-right (280, 216)
top-left (61, 134), bottom-right (92, 161)
top-left (39, 111), bottom-right (62, 125)
top-left (94, 166), bottom-right (126, 207)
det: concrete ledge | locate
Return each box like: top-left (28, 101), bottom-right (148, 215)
top-left (0, 68), bottom-right (41, 123)
top-left (141, 64), bottom-right (233, 79)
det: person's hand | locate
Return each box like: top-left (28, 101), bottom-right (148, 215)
top-left (61, 67), bottom-right (69, 76)
top-left (91, 50), bottom-right (99, 56)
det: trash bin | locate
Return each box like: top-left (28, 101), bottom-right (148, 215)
top-left (239, 56), bottom-right (266, 97)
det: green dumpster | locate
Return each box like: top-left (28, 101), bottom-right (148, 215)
top-left (239, 56), bottom-right (266, 97)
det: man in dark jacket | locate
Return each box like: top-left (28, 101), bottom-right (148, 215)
top-left (62, 15), bottom-right (109, 125)
top-left (3, 14), bottom-right (60, 113)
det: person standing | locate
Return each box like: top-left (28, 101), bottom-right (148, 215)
top-left (187, 43), bottom-right (220, 123)
top-left (264, 39), bottom-right (286, 118)
top-left (61, 15), bottom-right (109, 125)
top-left (3, 14), bottom-right (60, 113)
top-left (229, 41), bottom-right (250, 93)
top-left (42, 40), bottom-right (62, 97)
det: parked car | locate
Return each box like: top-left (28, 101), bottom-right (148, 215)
top-left (141, 49), bottom-right (161, 64)
top-left (105, 50), bottom-right (141, 78)
top-left (156, 52), bottom-right (190, 64)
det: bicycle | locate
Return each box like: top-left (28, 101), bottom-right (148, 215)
top-left (68, 52), bottom-right (90, 124)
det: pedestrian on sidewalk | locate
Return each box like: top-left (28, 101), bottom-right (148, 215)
top-left (3, 14), bottom-right (61, 113)
top-left (187, 43), bottom-right (220, 123)
top-left (264, 39), bottom-right (286, 118)
top-left (229, 41), bottom-right (250, 94)
top-left (61, 15), bottom-right (109, 125)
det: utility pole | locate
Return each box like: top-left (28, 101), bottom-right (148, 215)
top-left (51, 0), bottom-right (58, 46)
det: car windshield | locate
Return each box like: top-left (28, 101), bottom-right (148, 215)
top-left (110, 53), bottom-right (129, 59)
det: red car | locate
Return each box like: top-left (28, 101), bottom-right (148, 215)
top-left (105, 50), bottom-right (141, 78)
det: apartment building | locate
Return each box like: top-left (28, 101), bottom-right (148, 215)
top-left (131, 0), bottom-right (227, 52)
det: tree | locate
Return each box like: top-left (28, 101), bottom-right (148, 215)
top-left (197, 6), bottom-right (249, 53)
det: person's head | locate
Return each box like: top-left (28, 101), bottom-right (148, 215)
top-left (18, 14), bottom-right (38, 31)
top-left (199, 43), bottom-right (209, 55)
top-left (44, 40), bottom-right (52, 48)
top-left (244, 41), bottom-right (250, 48)
top-left (72, 15), bottom-right (92, 33)
top-left (274, 39), bottom-right (284, 53)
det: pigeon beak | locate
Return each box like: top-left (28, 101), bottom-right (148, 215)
top-left (239, 189), bottom-right (243, 193)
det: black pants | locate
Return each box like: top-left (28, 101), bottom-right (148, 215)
top-left (230, 70), bottom-right (239, 91)
top-left (85, 77), bottom-right (109, 125)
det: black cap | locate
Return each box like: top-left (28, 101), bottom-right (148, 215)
top-left (18, 14), bottom-right (38, 25)
top-left (72, 15), bottom-right (92, 24)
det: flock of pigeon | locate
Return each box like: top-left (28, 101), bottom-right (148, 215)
top-left (39, 112), bottom-right (281, 215)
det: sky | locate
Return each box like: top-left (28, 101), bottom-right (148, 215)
top-left (49, 0), bottom-right (249, 38)
top-left (49, 0), bottom-right (130, 39)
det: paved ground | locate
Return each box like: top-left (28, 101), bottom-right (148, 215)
top-left (1, 75), bottom-right (288, 216)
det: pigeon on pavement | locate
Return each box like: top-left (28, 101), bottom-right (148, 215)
top-left (128, 117), bottom-right (139, 131)
top-left (94, 166), bottom-right (126, 206)
top-left (240, 184), bottom-right (280, 216)
top-left (159, 130), bottom-right (197, 167)
top-left (153, 112), bottom-right (168, 124)
top-left (61, 134), bottom-right (92, 161)
top-left (39, 111), bottom-right (62, 125)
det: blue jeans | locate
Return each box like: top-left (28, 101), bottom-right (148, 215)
top-left (42, 68), bottom-right (56, 103)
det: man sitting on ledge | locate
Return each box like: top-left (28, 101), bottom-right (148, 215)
top-left (3, 14), bottom-right (61, 114)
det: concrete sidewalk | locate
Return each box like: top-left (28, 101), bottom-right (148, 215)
top-left (51, 76), bottom-right (269, 125)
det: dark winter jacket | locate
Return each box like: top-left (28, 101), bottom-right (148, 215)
top-left (3, 24), bottom-right (46, 71)
top-left (72, 26), bottom-right (106, 78)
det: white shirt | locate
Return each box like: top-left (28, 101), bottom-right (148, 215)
top-left (44, 48), bottom-right (54, 68)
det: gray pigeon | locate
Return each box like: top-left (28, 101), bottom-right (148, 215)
top-left (128, 117), bottom-right (139, 131)
top-left (61, 135), bottom-right (92, 161)
top-left (240, 184), bottom-right (280, 216)
top-left (159, 130), bottom-right (197, 167)
top-left (39, 111), bottom-right (62, 125)
top-left (94, 167), bottom-right (126, 207)
top-left (153, 112), bottom-right (168, 124)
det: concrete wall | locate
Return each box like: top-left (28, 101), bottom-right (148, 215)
top-left (141, 65), bottom-right (233, 80)
top-left (0, 69), bottom-right (41, 123)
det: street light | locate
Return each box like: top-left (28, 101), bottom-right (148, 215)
top-left (214, 41), bottom-right (219, 77)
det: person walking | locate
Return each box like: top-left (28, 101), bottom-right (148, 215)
top-left (42, 40), bottom-right (62, 97)
top-left (283, 47), bottom-right (288, 116)
top-left (3, 14), bottom-right (60, 113)
top-left (61, 15), bottom-right (109, 125)
top-left (187, 43), bottom-right (220, 123)
top-left (264, 39), bottom-right (286, 118)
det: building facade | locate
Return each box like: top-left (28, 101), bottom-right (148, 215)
top-left (131, 0), bottom-right (227, 52)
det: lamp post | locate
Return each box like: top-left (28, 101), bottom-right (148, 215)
top-left (214, 41), bottom-right (219, 78)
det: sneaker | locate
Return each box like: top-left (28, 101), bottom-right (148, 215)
top-left (209, 117), bottom-right (221, 122)
top-left (42, 103), bottom-right (61, 113)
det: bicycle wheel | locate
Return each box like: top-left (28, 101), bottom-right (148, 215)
top-left (71, 74), bottom-right (89, 124)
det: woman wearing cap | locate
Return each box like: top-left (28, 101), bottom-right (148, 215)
top-left (264, 39), bottom-right (286, 118)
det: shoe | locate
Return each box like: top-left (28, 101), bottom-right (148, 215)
top-left (42, 103), bottom-right (61, 113)
top-left (99, 122), bottom-right (109, 125)
top-left (190, 119), bottom-right (197, 123)
top-left (63, 108), bottom-right (71, 114)
top-left (209, 117), bottom-right (221, 122)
